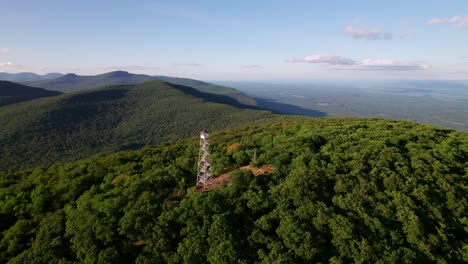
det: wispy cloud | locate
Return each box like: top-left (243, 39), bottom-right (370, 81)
top-left (102, 65), bottom-right (160, 71)
top-left (241, 65), bottom-right (263, 69)
top-left (0, 48), bottom-right (9, 54)
top-left (358, 59), bottom-right (429, 71)
top-left (428, 16), bottom-right (468, 28)
top-left (288, 55), bottom-right (356, 65)
top-left (400, 19), bottom-right (415, 39)
top-left (399, 32), bottom-right (414, 39)
top-left (344, 25), bottom-right (393, 40)
top-left (287, 55), bottom-right (428, 71)
top-left (0, 61), bottom-right (23, 69)
top-left (172, 63), bottom-right (202, 67)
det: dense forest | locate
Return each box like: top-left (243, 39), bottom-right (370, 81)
top-left (1, 117), bottom-right (466, 263)
top-left (0, 80), bottom-right (274, 170)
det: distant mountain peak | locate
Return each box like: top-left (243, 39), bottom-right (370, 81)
top-left (62, 73), bottom-right (79, 80)
top-left (104, 71), bottom-right (132, 77)
top-left (43, 72), bottom-right (64, 78)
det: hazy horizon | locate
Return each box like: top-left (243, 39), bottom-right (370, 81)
top-left (2, 70), bottom-right (468, 84)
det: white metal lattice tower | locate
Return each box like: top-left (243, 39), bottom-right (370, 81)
top-left (197, 130), bottom-right (213, 186)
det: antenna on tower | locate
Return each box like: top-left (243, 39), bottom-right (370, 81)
top-left (197, 130), bottom-right (213, 188)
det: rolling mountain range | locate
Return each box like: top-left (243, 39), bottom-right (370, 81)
top-left (21, 71), bottom-right (155, 92)
top-left (0, 81), bottom-right (62, 107)
top-left (0, 80), bottom-right (274, 170)
top-left (20, 71), bottom-right (258, 107)
top-left (0, 72), bottom-right (63, 82)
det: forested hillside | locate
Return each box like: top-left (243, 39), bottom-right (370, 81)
top-left (0, 80), bottom-right (274, 170)
top-left (154, 76), bottom-right (258, 106)
top-left (22, 71), bottom-right (258, 107)
top-left (1, 117), bottom-right (466, 263)
top-left (0, 81), bottom-right (61, 107)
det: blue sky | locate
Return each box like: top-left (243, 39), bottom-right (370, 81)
top-left (1, 0), bottom-right (467, 80)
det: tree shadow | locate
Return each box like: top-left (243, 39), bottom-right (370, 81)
top-left (254, 97), bottom-right (327, 117)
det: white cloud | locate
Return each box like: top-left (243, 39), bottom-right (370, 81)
top-left (287, 55), bottom-right (428, 71)
top-left (344, 26), bottom-right (393, 40)
top-left (288, 55), bottom-right (356, 65)
top-left (428, 16), bottom-right (468, 28)
top-left (0, 48), bottom-right (9, 54)
top-left (358, 59), bottom-right (429, 71)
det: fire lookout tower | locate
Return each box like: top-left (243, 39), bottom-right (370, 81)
top-left (197, 130), bottom-right (213, 186)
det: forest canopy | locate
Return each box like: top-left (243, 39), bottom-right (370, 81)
top-left (0, 117), bottom-right (467, 263)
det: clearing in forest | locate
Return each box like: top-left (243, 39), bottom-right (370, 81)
top-left (195, 165), bottom-right (273, 192)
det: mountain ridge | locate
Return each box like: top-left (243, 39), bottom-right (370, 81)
top-left (21, 71), bottom-right (259, 107)
top-left (0, 81), bottom-right (62, 107)
top-left (0, 80), bottom-right (274, 170)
